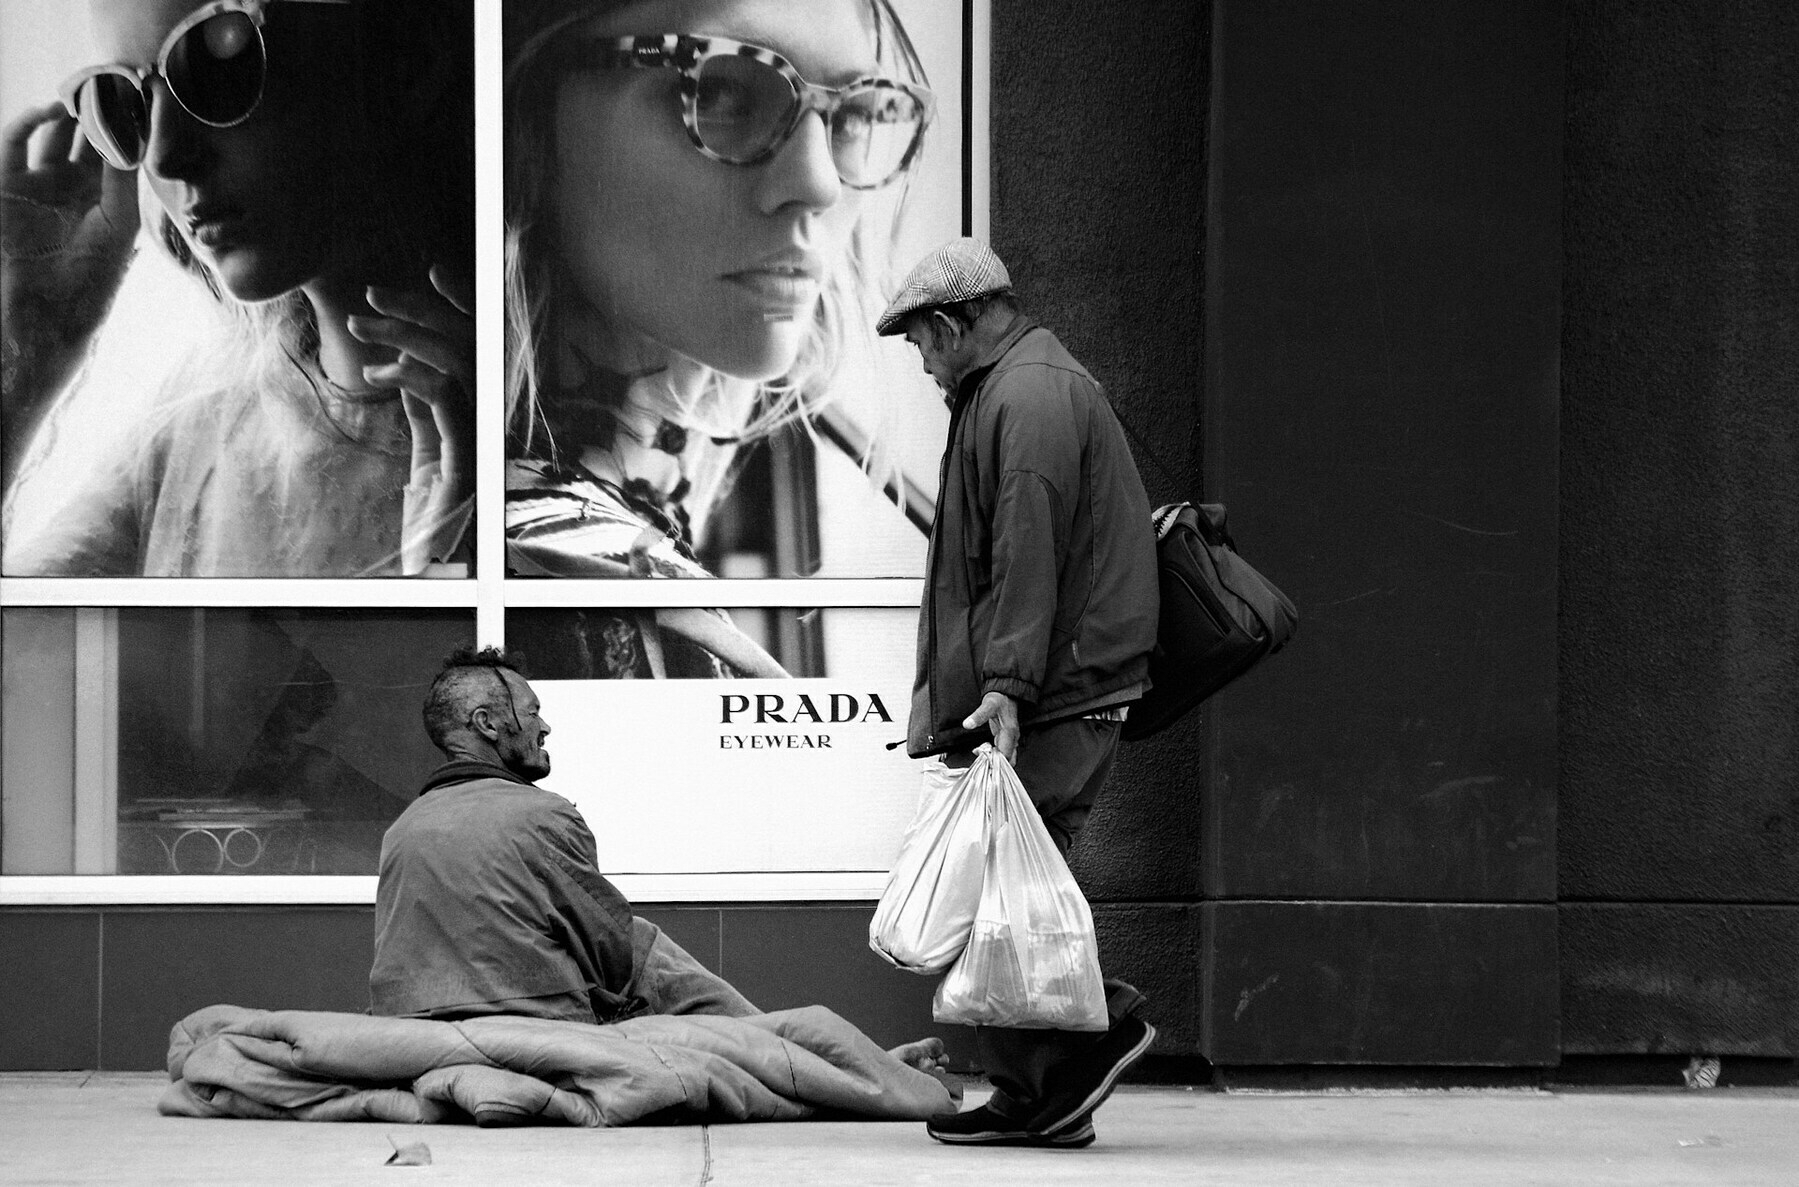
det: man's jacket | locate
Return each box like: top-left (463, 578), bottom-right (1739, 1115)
top-left (370, 761), bottom-right (639, 1022)
top-left (908, 317), bottom-right (1158, 757)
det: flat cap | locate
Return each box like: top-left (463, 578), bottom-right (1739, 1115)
top-left (875, 237), bottom-right (1012, 335)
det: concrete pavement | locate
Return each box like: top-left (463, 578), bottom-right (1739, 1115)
top-left (2, 1073), bottom-right (1794, 1186)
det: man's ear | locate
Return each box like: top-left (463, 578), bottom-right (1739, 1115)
top-left (930, 311), bottom-right (959, 350)
top-left (469, 705), bottom-right (500, 743)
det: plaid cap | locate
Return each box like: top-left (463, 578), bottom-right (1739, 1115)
top-left (875, 238), bottom-right (1013, 335)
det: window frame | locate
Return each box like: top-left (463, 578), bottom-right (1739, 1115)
top-left (0, 0), bottom-right (990, 908)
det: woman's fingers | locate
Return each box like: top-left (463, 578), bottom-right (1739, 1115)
top-left (371, 358), bottom-right (473, 438)
top-left (428, 263), bottom-right (474, 317)
top-left (347, 315), bottom-right (471, 386)
top-left (92, 154), bottom-right (139, 241)
top-left (366, 283), bottom-right (470, 339)
top-left (353, 267), bottom-right (476, 509)
top-left (381, 358), bottom-right (473, 485)
top-left (2, 103), bottom-right (66, 175)
top-left (36, 114), bottom-right (78, 170)
top-left (365, 354), bottom-right (471, 416)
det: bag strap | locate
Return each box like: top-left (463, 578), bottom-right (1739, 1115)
top-left (1112, 404), bottom-right (1198, 494)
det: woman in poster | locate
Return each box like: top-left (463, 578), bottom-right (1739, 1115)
top-left (501, 0), bottom-right (937, 676)
top-left (1, 0), bottom-right (474, 576)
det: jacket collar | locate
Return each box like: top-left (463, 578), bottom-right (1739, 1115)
top-left (418, 759), bottom-right (534, 797)
top-left (951, 314), bottom-right (1037, 408)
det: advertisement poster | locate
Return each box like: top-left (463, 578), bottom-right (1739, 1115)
top-left (503, 0), bottom-right (962, 583)
top-left (503, 1), bottom-right (976, 881)
top-left (0, 0), bottom-right (980, 885)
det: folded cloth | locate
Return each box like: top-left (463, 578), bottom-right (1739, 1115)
top-left (162, 1004), bottom-right (953, 1127)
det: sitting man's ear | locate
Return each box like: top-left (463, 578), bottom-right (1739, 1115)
top-left (469, 704), bottom-right (500, 743)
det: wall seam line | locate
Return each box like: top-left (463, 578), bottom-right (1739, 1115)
top-left (95, 911), bottom-right (105, 1071)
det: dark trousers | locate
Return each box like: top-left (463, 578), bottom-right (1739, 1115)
top-left (962, 715), bottom-right (1135, 1116)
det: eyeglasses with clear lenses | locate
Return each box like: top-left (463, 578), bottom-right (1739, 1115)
top-left (588, 34), bottom-right (936, 191)
top-left (59, 0), bottom-right (352, 171)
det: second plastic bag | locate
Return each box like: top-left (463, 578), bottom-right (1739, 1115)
top-left (932, 747), bottom-right (1108, 1031)
top-left (868, 754), bottom-right (991, 973)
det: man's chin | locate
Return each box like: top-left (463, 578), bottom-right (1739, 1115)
top-left (502, 756), bottom-right (551, 782)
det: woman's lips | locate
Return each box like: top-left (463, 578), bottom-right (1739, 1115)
top-left (185, 205), bottom-right (246, 249)
top-left (723, 268), bottom-right (822, 316)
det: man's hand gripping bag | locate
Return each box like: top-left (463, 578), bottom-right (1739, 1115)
top-left (931, 747), bottom-right (1108, 1031)
top-left (869, 755), bottom-right (991, 973)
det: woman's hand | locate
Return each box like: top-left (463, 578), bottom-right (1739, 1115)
top-left (347, 264), bottom-right (475, 573)
top-left (1, 104), bottom-right (139, 479)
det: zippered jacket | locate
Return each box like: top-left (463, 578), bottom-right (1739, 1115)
top-left (908, 317), bottom-right (1158, 757)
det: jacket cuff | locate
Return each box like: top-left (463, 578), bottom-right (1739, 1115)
top-left (982, 676), bottom-right (1038, 703)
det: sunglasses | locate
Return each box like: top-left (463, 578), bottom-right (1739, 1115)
top-left (58, 0), bottom-right (352, 171)
top-left (586, 34), bottom-right (935, 191)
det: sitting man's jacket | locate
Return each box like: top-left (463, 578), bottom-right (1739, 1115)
top-left (370, 760), bottom-right (639, 1024)
top-left (909, 316), bottom-right (1159, 757)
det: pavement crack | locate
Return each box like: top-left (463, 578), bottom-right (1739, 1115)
top-left (696, 1124), bottom-right (713, 1186)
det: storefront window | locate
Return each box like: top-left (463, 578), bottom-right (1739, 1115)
top-left (0, 0), bottom-right (982, 904)
top-left (3, 608), bottom-right (472, 876)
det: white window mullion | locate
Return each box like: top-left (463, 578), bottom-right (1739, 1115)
top-left (475, 0), bottom-right (506, 650)
top-left (0, 578), bottom-right (478, 609)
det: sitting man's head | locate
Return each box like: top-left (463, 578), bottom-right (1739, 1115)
top-left (422, 647), bottom-right (552, 781)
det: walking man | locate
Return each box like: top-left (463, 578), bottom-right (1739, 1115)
top-left (877, 238), bottom-right (1161, 1147)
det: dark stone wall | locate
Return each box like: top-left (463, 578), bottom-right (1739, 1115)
top-left (1195, 0), bottom-right (1564, 1063)
top-left (1558, 0), bottom-right (1799, 1052)
top-left (989, 0), bottom-right (1212, 907)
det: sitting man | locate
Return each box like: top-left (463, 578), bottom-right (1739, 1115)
top-left (369, 646), bottom-right (757, 1023)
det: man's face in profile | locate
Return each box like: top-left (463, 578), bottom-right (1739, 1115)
top-left (903, 313), bottom-right (962, 399)
top-left (492, 670), bottom-right (552, 781)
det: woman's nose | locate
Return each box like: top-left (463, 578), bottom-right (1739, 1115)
top-left (756, 109), bottom-right (843, 215)
top-left (143, 77), bottom-right (208, 181)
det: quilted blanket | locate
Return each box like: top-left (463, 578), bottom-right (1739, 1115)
top-left (162, 1004), bottom-right (955, 1127)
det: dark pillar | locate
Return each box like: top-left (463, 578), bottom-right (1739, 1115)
top-left (1559, 0), bottom-right (1799, 1060)
top-left (1201, 0), bottom-right (1564, 1064)
top-left (990, 0), bottom-right (1212, 1054)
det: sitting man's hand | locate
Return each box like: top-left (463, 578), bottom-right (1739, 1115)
top-left (963, 691), bottom-right (1020, 764)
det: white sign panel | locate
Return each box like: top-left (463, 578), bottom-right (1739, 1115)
top-left (537, 677), bottom-right (923, 876)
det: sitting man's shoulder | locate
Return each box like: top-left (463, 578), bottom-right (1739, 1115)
top-left (395, 773), bottom-right (578, 836)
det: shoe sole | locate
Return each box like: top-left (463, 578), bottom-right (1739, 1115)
top-left (926, 1122), bottom-right (1096, 1149)
top-left (927, 1127), bottom-right (1034, 1145)
top-left (1034, 1021), bottom-right (1157, 1137)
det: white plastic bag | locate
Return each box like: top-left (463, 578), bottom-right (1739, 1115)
top-left (868, 755), bottom-right (991, 973)
top-left (932, 747), bottom-right (1108, 1031)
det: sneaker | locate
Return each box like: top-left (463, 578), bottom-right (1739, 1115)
top-left (1043, 1115), bottom-right (1097, 1148)
top-left (1026, 1015), bottom-right (1157, 1136)
top-left (926, 1103), bottom-right (1096, 1148)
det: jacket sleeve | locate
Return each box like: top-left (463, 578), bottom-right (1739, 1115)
top-left (537, 803), bottom-right (640, 1007)
top-left (979, 365), bottom-right (1084, 704)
